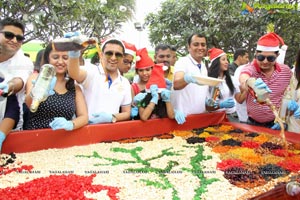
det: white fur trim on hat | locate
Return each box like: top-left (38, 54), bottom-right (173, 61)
top-left (210, 52), bottom-right (226, 64)
top-left (256, 45), bottom-right (279, 52)
top-left (125, 49), bottom-right (135, 56)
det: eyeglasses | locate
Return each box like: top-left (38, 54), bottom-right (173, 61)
top-left (104, 51), bottom-right (124, 60)
top-left (0, 31), bottom-right (25, 43)
top-left (256, 54), bottom-right (276, 62)
top-left (123, 59), bottom-right (134, 66)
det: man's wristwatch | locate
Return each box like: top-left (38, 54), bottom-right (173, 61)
top-left (112, 114), bottom-right (117, 123)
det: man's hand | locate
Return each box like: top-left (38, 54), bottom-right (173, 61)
top-left (254, 78), bottom-right (272, 93)
top-left (174, 109), bottom-right (186, 124)
top-left (89, 112), bottom-right (113, 124)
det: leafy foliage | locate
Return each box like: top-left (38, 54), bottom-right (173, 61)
top-left (0, 0), bottom-right (135, 44)
top-left (145, 0), bottom-right (300, 67)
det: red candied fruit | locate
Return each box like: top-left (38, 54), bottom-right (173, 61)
top-left (205, 136), bottom-right (220, 142)
top-left (0, 174), bottom-right (120, 200)
top-left (241, 141), bottom-right (260, 149)
top-left (217, 159), bottom-right (244, 171)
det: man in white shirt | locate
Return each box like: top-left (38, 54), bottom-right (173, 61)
top-left (172, 33), bottom-right (209, 115)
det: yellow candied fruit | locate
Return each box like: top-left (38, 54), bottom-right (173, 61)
top-left (227, 147), bottom-right (262, 164)
top-left (253, 134), bottom-right (269, 144)
top-left (218, 125), bottom-right (234, 132)
top-left (204, 127), bottom-right (217, 132)
top-left (170, 130), bottom-right (193, 137)
top-left (220, 134), bottom-right (233, 141)
top-left (198, 132), bottom-right (211, 138)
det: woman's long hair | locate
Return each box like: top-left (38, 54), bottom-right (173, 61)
top-left (41, 43), bottom-right (75, 91)
top-left (208, 57), bottom-right (235, 95)
top-left (140, 92), bottom-right (167, 118)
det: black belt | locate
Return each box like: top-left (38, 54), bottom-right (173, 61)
top-left (247, 117), bottom-right (274, 128)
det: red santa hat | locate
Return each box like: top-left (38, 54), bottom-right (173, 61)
top-left (122, 41), bottom-right (137, 56)
top-left (135, 48), bottom-right (155, 69)
top-left (145, 64), bottom-right (167, 92)
top-left (208, 48), bottom-right (226, 63)
top-left (256, 32), bottom-right (285, 52)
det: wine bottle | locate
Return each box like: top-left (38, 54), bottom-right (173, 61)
top-left (30, 64), bottom-right (56, 112)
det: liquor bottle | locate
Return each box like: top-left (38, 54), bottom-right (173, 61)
top-left (206, 86), bottom-right (220, 107)
top-left (279, 85), bottom-right (292, 122)
top-left (52, 35), bottom-right (97, 51)
top-left (30, 64), bottom-right (56, 112)
top-left (246, 77), bottom-right (270, 103)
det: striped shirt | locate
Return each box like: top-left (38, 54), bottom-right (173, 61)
top-left (241, 60), bottom-right (292, 123)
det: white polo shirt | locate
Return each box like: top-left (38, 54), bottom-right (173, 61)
top-left (171, 54), bottom-right (209, 115)
top-left (81, 64), bottom-right (132, 118)
top-left (0, 49), bottom-right (34, 130)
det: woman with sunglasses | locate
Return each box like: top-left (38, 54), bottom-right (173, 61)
top-left (24, 43), bottom-right (88, 130)
top-left (239, 32), bottom-right (292, 128)
top-left (205, 48), bottom-right (238, 122)
top-left (0, 17), bottom-right (34, 152)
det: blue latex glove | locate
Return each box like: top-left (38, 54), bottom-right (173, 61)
top-left (184, 74), bottom-right (198, 84)
top-left (254, 78), bottom-right (272, 93)
top-left (288, 100), bottom-right (299, 112)
top-left (89, 112), bottom-right (113, 124)
top-left (64, 31), bottom-right (80, 38)
top-left (131, 106), bottom-right (138, 118)
top-left (165, 78), bottom-right (172, 90)
top-left (150, 84), bottom-right (159, 104)
top-left (0, 131), bottom-right (6, 152)
top-left (133, 93), bottom-right (147, 104)
top-left (294, 106), bottom-right (300, 119)
top-left (271, 123), bottom-right (280, 130)
top-left (161, 89), bottom-right (171, 102)
top-left (0, 82), bottom-right (9, 93)
top-left (174, 109), bottom-right (186, 124)
top-left (218, 98), bottom-right (235, 109)
top-left (49, 117), bottom-right (74, 131)
top-left (64, 32), bottom-right (81, 58)
top-left (47, 76), bottom-right (57, 96)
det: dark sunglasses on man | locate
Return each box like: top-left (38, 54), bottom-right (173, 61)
top-left (256, 54), bottom-right (277, 62)
top-left (0, 31), bottom-right (25, 43)
top-left (104, 51), bottom-right (124, 60)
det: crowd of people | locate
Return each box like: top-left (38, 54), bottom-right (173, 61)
top-left (1, 17), bottom-right (300, 153)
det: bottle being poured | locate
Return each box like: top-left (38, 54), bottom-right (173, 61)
top-left (30, 64), bottom-right (56, 113)
top-left (52, 32), bottom-right (97, 51)
top-left (246, 77), bottom-right (288, 149)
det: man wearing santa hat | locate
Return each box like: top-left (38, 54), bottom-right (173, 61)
top-left (239, 32), bottom-right (292, 128)
top-left (119, 41), bottom-right (137, 76)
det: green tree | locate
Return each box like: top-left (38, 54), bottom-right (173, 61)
top-left (0, 0), bottom-right (135, 43)
top-left (145, 0), bottom-right (300, 67)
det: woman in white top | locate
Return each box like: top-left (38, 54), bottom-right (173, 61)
top-left (205, 48), bottom-right (238, 122)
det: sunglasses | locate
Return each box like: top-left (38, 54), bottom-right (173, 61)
top-left (256, 54), bottom-right (276, 62)
top-left (123, 59), bottom-right (134, 66)
top-left (0, 31), bottom-right (25, 43)
top-left (104, 51), bottom-right (124, 60)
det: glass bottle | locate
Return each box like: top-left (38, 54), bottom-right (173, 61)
top-left (52, 36), bottom-right (97, 51)
top-left (246, 77), bottom-right (270, 103)
top-left (279, 85), bottom-right (292, 122)
top-left (206, 86), bottom-right (220, 107)
top-left (30, 64), bottom-right (56, 112)
top-left (286, 181), bottom-right (300, 196)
